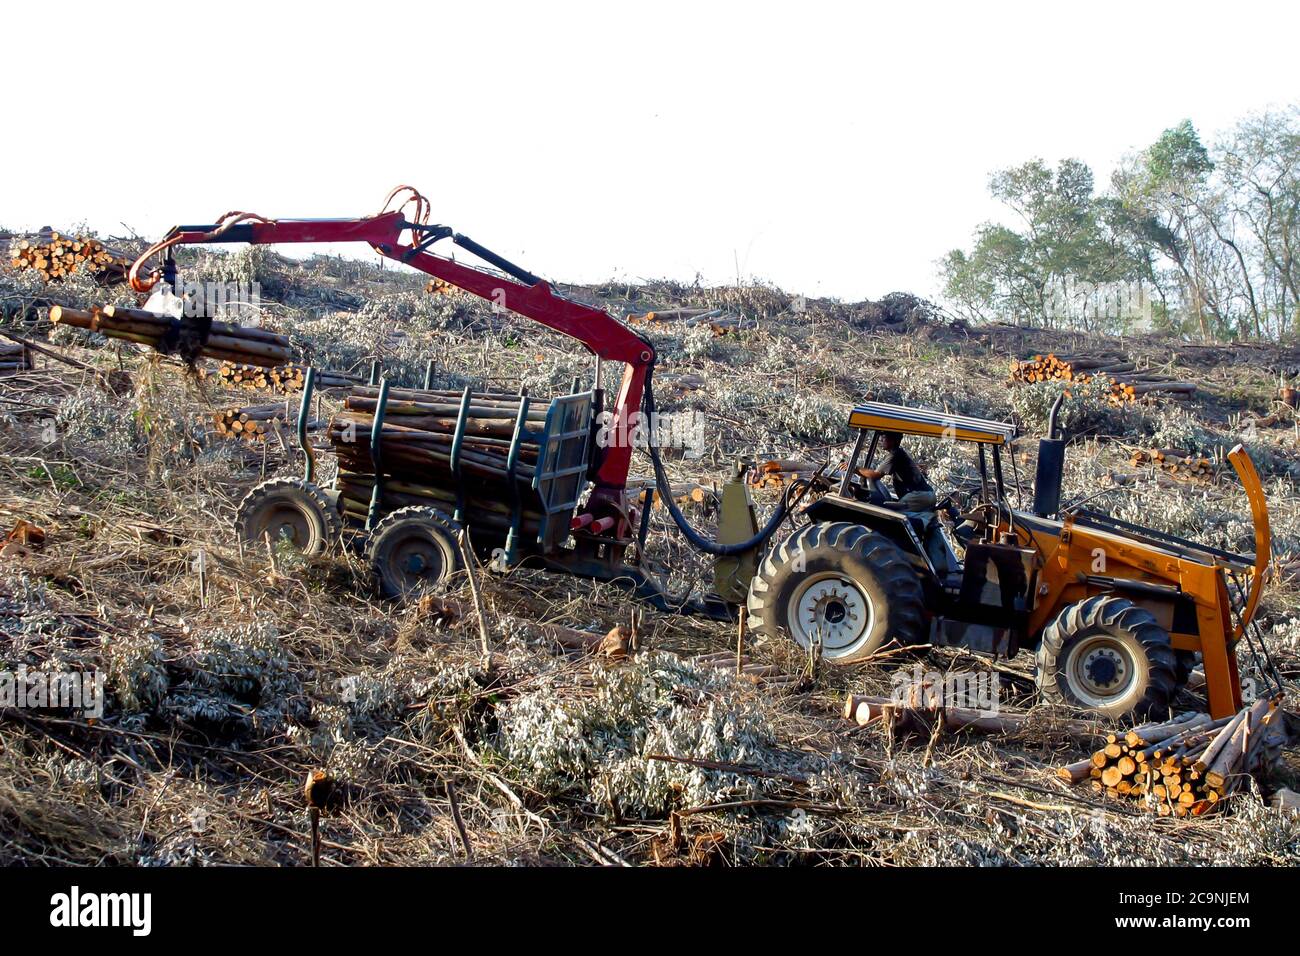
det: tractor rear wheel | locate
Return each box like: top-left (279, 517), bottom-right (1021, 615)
top-left (368, 506), bottom-right (462, 599)
top-left (746, 522), bottom-right (925, 664)
top-left (1035, 595), bottom-right (1177, 720)
top-left (235, 478), bottom-right (340, 556)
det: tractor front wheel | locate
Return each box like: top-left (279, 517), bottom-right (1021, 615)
top-left (746, 522), bottom-right (925, 664)
top-left (1036, 595), bottom-right (1177, 720)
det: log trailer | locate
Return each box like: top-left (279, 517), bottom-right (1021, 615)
top-left (127, 187), bottom-right (1277, 721)
top-left (127, 187), bottom-right (793, 619)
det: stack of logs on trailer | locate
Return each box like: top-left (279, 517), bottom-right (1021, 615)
top-left (1010, 352), bottom-right (1197, 404)
top-left (1058, 699), bottom-right (1285, 815)
top-left (328, 385), bottom-right (547, 537)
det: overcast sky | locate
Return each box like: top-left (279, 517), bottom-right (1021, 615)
top-left (4, 1), bottom-right (1298, 302)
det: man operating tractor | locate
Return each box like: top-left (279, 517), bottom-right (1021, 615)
top-left (856, 431), bottom-right (934, 512)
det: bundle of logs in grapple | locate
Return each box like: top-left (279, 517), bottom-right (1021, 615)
top-left (328, 385), bottom-right (548, 536)
top-left (1058, 699), bottom-right (1286, 816)
top-left (1009, 352), bottom-right (1197, 404)
top-left (212, 361), bottom-right (360, 394)
top-left (0, 342), bottom-right (33, 373)
top-left (8, 233), bottom-right (131, 283)
top-left (1129, 448), bottom-right (1215, 480)
top-left (48, 305), bottom-right (293, 367)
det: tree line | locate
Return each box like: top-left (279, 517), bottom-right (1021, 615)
top-left (941, 109), bottom-right (1300, 341)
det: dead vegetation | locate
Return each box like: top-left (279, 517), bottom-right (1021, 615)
top-left (1, 246), bottom-right (1299, 866)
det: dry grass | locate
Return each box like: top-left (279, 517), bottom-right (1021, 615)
top-left (1, 250), bottom-right (1298, 866)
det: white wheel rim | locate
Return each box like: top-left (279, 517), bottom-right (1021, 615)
top-left (1064, 634), bottom-right (1136, 707)
top-left (786, 572), bottom-right (873, 658)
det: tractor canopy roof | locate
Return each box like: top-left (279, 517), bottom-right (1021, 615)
top-left (848, 401), bottom-right (1017, 446)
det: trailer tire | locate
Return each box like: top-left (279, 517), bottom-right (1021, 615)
top-left (368, 506), bottom-right (463, 600)
top-left (746, 521), bottom-right (924, 664)
top-left (1036, 595), bottom-right (1177, 720)
top-left (235, 478), bottom-right (340, 556)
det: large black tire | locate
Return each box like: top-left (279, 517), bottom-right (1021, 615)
top-left (746, 522), bottom-right (925, 664)
top-left (1035, 595), bottom-right (1177, 720)
top-left (234, 478), bottom-right (340, 556)
top-left (1174, 650), bottom-right (1199, 693)
top-left (368, 506), bottom-right (463, 600)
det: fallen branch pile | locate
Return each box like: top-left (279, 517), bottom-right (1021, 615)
top-left (1058, 700), bottom-right (1286, 816)
top-left (691, 652), bottom-right (801, 690)
top-left (628, 307), bottom-right (751, 336)
top-left (1009, 352), bottom-right (1197, 404)
top-left (49, 305), bottom-right (294, 367)
top-left (0, 342), bottom-right (33, 373)
top-left (213, 361), bottom-right (360, 394)
top-left (9, 232), bottom-right (130, 283)
top-left (329, 385), bottom-right (547, 533)
top-left (1129, 448), bottom-right (1215, 480)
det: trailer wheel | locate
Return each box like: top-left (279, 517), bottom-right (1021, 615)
top-left (1036, 595), bottom-right (1177, 720)
top-left (746, 522), bottom-right (924, 664)
top-left (235, 478), bottom-right (340, 556)
top-left (368, 506), bottom-right (462, 599)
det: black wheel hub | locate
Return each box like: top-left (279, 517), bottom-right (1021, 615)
top-left (1085, 652), bottom-right (1120, 687)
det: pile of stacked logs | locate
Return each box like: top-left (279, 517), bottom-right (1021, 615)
top-left (212, 361), bottom-right (359, 394)
top-left (49, 305), bottom-right (293, 367)
top-left (1129, 448), bottom-right (1216, 481)
top-left (1009, 352), bottom-right (1197, 404)
top-left (329, 385), bottom-right (547, 535)
top-left (0, 342), bottom-right (33, 373)
top-left (750, 459), bottom-right (818, 491)
top-left (627, 307), bottom-right (750, 336)
top-left (1058, 700), bottom-right (1285, 816)
top-left (212, 402), bottom-right (293, 443)
top-left (8, 233), bottom-right (131, 283)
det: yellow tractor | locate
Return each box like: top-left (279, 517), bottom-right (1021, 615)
top-left (746, 399), bottom-right (1272, 720)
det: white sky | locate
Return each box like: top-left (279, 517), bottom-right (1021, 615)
top-left (4, 1), bottom-right (1298, 301)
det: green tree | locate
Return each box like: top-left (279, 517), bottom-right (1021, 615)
top-left (942, 159), bottom-right (1139, 328)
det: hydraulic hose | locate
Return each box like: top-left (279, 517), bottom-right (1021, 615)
top-left (642, 366), bottom-right (791, 556)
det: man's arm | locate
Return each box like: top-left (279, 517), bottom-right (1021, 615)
top-left (857, 452), bottom-right (894, 482)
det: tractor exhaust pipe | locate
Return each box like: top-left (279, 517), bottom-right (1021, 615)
top-left (1033, 392), bottom-right (1066, 518)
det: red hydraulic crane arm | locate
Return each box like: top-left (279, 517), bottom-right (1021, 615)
top-left (128, 205), bottom-right (654, 494)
